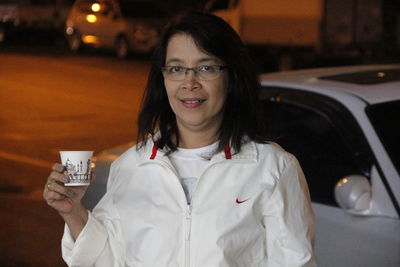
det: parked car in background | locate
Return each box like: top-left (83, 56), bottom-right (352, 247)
top-left (0, 0), bottom-right (72, 43)
top-left (84, 65), bottom-right (400, 266)
top-left (65, 0), bottom-right (170, 58)
top-left (259, 65), bottom-right (400, 266)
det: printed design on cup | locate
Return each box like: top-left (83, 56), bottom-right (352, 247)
top-left (65, 158), bottom-right (92, 182)
top-left (60, 151), bottom-right (93, 186)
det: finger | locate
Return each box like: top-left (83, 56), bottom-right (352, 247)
top-left (44, 188), bottom-right (67, 206)
top-left (66, 185), bottom-right (89, 198)
top-left (48, 170), bottom-right (69, 184)
top-left (52, 163), bottom-right (65, 173)
top-left (45, 190), bottom-right (67, 203)
top-left (48, 182), bottom-right (76, 198)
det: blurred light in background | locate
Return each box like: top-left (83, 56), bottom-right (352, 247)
top-left (66, 27), bottom-right (74, 35)
top-left (377, 71), bottom-right (385, 78)
top-left (82, 35), bottom-right (98, 44)
top-left (86, 14), bottom-right (97, 23)
top-left (91, 3), bottom-right (101, 13)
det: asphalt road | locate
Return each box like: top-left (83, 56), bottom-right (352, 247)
top-left (0, 48), bottom-right (150, 266)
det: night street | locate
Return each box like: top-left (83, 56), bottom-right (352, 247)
top-left (0, 48), bottom-right (150, 266)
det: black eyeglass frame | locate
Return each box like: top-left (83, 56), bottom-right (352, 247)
top-left (161, 65), bottom-right (228, 81)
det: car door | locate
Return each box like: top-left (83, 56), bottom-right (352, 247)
top-left (260, 87), bottom-right (400, 266)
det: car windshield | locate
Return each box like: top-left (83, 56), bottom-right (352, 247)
top-left (119, 1), bottom-right (168, 18)
top-left (366, 100), bottom-right (400, 175)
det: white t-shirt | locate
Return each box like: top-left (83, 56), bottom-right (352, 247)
top-left (168, 142), bottom-right (218, 204)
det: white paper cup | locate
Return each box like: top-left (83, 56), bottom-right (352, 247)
top-left (60, 151), bottom-right (93, 186)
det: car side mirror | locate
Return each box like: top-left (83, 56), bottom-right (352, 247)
top-left (334, 175), bottom-right (371, 213)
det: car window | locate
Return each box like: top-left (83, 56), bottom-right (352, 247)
top-left (366, 100), bottom-right (400, 175)
top-left (262, 100), bottom-right (363, 206)
top-left (119, 1), bottom-right (168, 18)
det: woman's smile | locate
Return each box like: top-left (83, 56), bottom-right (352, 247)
top-left (181, 98), bottom-right (206, 108)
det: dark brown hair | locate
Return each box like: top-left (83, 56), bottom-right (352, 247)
top-left (137, 12), bottom-right (266, 153)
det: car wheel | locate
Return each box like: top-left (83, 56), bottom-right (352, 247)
top-left (68, 31), bottom-right (82, 53)
top-left (115, 36), bottom-right (129, 59)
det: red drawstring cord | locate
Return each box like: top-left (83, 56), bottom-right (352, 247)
top-left (150, 142), bottom-right (158, 160)
top-left (224, 143), bottom-right (232, 159)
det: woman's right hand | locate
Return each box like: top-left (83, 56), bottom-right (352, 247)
top-left (43, 163), bottom-right (88, 215)
top-left (43, 163), bottom-right (91, 240)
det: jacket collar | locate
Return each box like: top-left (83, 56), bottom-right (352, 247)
top-left (138, 137), bottom-right (258, 164)
top-left (149, 143), bottom-right (232, 160)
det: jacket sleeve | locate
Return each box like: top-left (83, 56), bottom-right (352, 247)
top-left (61, 161), bottom-right (126, 267)
top-left (263, 156), bottom-right (317, 267)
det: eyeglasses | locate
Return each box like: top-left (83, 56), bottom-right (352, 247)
top-left (162, 65), bottom-right (227, 81)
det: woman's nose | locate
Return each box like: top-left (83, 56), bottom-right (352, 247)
top-left (182, 70), bottom-right (200, 90)
top-left (185, 68), bottom-right (198, 80)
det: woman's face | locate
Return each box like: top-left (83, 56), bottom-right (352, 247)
top-left (164, 33), bottom-right (228, 138)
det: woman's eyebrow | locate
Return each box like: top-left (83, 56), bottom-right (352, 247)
top-left (197, 57), bottom-right (219, 64)
top-left (165, 57), bottom-right (220, 65)
top-left (165, 58), bottom-right (182, 65)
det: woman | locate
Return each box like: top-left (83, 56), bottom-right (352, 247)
top-left (43, 12), bottom-right (316, 267)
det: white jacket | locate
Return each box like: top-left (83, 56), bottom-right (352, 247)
top-left (62, 140), bottom-right (316, 267)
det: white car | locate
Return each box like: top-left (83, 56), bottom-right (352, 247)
top-left (85, 65), bottom-right (400, 266)
top-left (65, 0), bottom-right (169, 58)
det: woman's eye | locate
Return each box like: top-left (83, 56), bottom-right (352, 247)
top-left (169, 66), bottom-right (183, 73)
top-left (199, 65), bottom-right (216, 72)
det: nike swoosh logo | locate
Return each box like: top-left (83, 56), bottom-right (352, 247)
top-left (236, 198), bottom-right (249, 204)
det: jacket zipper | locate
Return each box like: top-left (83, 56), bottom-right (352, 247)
top-left (182, 162), bottom-right (220, 267)
top-left (185, 204), bottom-right (192, 267)
top-left (150, 157), bottom-right (224, 267)
top-left (152, 159), bottom-right (193, 267)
